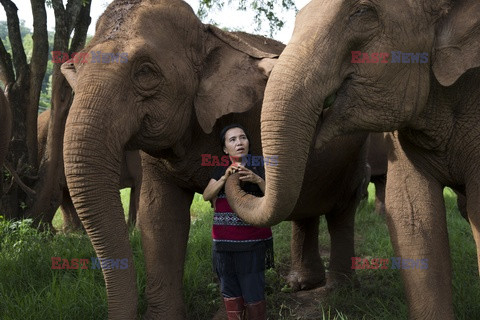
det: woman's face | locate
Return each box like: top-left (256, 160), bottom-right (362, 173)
top-left (223, 127), bottom-right (249, 160)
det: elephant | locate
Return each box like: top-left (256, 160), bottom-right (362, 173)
top-left (60, 0), bottom-right (369, 318)
top-left (37, 109), bottom-right (142, 231)
top-left (0, 88), bottom-right (11, 168)
top-left (224, 0), bottom-right (480, 319)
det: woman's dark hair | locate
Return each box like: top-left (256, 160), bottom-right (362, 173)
top-left (219, 123), bottom-right (252, 152)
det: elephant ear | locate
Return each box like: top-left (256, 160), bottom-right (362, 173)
top-left (194, 25), bottom-right (283, 134)
top-left (433, 0), bottom-right (480, 87)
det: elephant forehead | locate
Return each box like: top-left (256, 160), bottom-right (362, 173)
top-left (92, 0), bottom-right (200, 46)
top-left (132, 3), bottom-right (203, 40)
top-left (95, 0), bottom-right (143, 42)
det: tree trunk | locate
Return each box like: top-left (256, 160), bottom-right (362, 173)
top-left (26, 0), bottom-right (91, 227)
top-left (26, 73), bottom-right (73, 226)
top-left (0, 0), bottom-right (91, 228)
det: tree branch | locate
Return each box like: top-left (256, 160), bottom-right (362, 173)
top-left (28, 0), bottom-right (49, 167)
top-left (70, 0), bottom-right (91, 53)
top-left (197, 0), bottom-right (298, 37)
top-left (0, 38), bottom-right (14, 85)
top-left (4, 161), bottom-right (36, 196)
top-left (0, 0), bottom-right (28, 83)
top-left (65, 0), bottom-right (83, 37)
top-left (51, 0), bottom-right (69, 52)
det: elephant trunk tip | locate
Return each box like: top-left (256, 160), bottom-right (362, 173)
top-left (225, 174), bottom-right (281, 227)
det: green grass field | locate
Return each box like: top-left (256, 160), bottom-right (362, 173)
top-left (0, 185), bottom-right (478, 319)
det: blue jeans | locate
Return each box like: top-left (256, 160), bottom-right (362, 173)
top-left (217, 270), bottom-right (265, 303)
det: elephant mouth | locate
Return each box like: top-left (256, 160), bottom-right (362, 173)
top-left (323, 92), bottom-right (337, 110)
top-left (320, 91), bottom-right (337, 122)
top-left (320, 76), bottom-right (353, 122)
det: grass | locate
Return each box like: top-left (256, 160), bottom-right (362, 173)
top-left (0, 185), bottom-right (479, 319)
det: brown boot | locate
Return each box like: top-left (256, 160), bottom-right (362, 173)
top-left (223, 296), bottom-right (245, 320)
top-left (245, 300), bottom-right (266, 320)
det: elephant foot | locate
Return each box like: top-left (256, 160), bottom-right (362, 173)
top-left (324, 271), bottom-right (359, 291)
top-left (286, 268), bottom-right (326, 292)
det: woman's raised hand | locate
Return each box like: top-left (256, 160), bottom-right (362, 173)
top-left (223, 163), bottom-right (240, 180)
top-left (236, 165), bottom-right (262, 184)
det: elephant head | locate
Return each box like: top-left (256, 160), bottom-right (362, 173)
top-left (61, 0), bottom-right (281, 317)
top-left (0, 88), bottom-right (11, 168)
top-left (226, 0), bottom-right (480, 224)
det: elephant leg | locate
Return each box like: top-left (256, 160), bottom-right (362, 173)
top-left (386, 137), bottom-right (453, 319)
top-left (125, 151), bottom-right (142, 228)
top-left (126, 185), bottom-right (139, 227)
top-left (325, 195), bottom-right (357, 286)
top-left (372, 174), bottom-right (386, 215)
top-left (61, 188), bottom-right (84, 232)
top-left (286, 216), bottom-right (326, 291)
top-left (455, 192), bottom-right (468, 221)
top-left (137, 160), bottom-right (193, 320)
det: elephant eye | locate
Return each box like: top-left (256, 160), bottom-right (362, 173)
top-left (132, 61), bottom-right (163, 94)
top-left (349, 5), bottom-right (379, 31)
top-left (136, 65), bottom-right (153, 78)
top-left (352, 7), bottom-right (372, 17)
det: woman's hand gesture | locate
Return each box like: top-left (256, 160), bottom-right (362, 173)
top-left (223, 164), bottom-right (240, 180)
top-left (236, 165), bottom-right (263, 184)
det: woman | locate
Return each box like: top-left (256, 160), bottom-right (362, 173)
top-left (203, 124), bottom-right (273, 320)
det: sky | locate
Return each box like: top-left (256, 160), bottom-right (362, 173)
top-left (0, 0), bottom-right (310, 44)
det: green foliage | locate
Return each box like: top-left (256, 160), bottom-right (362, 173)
top-left (22, 33), bottom-right (33, 62)
top-left (0, 21), bottom-right (8, 42)
top-left (0, 20), bottom-right (32, 55)
top-left (197, 0), bottom-right (297, 36)
top-left (0, 21), bottom-right (55, 111)
top-left (0, 216), bottom-right (108, 319)
top-left (0, 217), bottom-right (45, 254)
top-left (183, 206), bottom-right (219, 318)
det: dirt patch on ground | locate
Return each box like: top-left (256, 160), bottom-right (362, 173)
top-left (275, 287), bottom-right (332, 319)
top-left (272, 247), bottom-right (334, 319)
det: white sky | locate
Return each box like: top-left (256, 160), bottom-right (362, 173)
top-left (0, 0), bottom-right (310, 43)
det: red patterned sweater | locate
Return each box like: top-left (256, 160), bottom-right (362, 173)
top-left (211, 163), bottom-right (272, 252)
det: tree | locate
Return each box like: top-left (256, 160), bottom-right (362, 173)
top-left (0, 0), bottom-right (91, 228)
top-left (197, 0), bottom-right (297, 36)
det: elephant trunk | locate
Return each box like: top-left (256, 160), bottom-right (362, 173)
top-left (226, 42), bottom-right (340, 226)
top-left (63, 87), bottom-right (138, 318)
